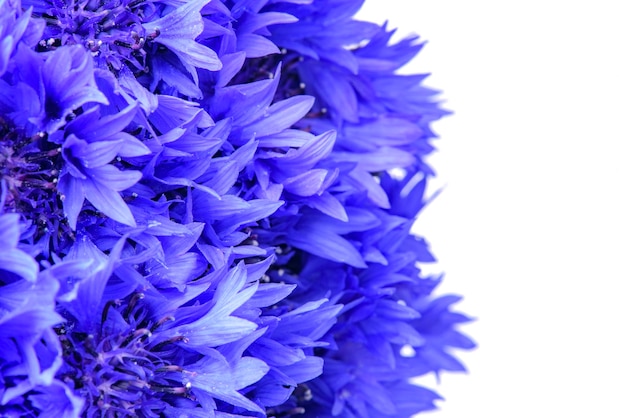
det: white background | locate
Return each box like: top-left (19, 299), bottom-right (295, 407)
top-left (356, 1), bottom-right (626, 417)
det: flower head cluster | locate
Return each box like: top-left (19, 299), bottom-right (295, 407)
top-left (1, 0), bottom-right (474, 416)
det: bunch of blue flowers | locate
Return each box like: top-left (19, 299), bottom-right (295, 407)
top-left (0, 0), bottom-right (474, 416)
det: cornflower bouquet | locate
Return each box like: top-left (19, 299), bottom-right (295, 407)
top-left (0, 0), bottom-right (474, 416)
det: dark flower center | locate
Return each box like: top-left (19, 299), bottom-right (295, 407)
top-left (232, 52), bottom-right (308, 103)
top-left (35, 0), bottom-right (156, 74)
top-left (0, 118), bottom-right (73, 250)
top-left (56, 293), bottom-right (191, 416)
top-left (44, 96), bottom-right (63, 121)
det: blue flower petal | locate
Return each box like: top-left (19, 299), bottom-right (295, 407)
top-left (143, 0), bottom-right (222, 82)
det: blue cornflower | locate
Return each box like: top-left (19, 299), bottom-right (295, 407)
top-left (24, 0), bottom-right (223, 102)
top-left (46, 230), bottom-right (308, 416)
top-left (0, 24), bottom-right (139, 254)
top-left (0, 0), bottom-right (474, 416)
top-left (55, 104), bottom-right (149, 229)
top-left (2, 43), bottom-right (108, 135)
top-left (244, 1), bottom-right (474, 415)
top-left (207, 63), bottom-right (340, 207)
top-left (256, 173), bottom-right (473, 417)
top-left (0, 211), bottom-right (84, 416)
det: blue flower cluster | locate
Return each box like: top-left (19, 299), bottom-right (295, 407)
top-left (0, 0), bottom-right (474, 416)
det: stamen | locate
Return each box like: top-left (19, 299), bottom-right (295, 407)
top-left (124, 292), bottom-right (145, 318)
top-left (147, 29), bottom-right (160, 40)
top-left (102, 299), bottom-right (123, 328)
top-left (151, 315), bottom-right (175, 332)
top-left (156, 365), bottom-right (184, 373)
top-left (149, 382), bottom-right (191, 395)
top-left (132, 328), bottom-right (152, 339)
top-left (151, 335), bottom-right (189, 351)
